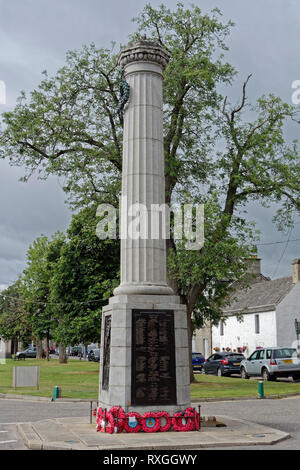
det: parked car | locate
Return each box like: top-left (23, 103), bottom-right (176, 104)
top-left (70, 346), bottom-right (84, 357)
top-left (203, 352), bottom-right (245, 377)
top-left (192, 352), bottom-right (205, 372)
top-left (87, 344), bottom-right (98, 355)
top-left (240, 347), bottom-right (300, 381)
top-left (88, 348), bottom-right (100, 362)
top-left (54, 347), bottom-right (69, 356)
top-left (16, 346), bottom-right (37, 359)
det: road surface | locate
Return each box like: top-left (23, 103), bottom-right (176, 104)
top-left (0, 396), bottom-right (299, 450)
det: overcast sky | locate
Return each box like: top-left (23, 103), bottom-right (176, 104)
top-left (0, 0), bottom-right (300, 289)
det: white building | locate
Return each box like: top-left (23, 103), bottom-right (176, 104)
top-left (0, 338), bottom-right (20, 358)
top-left (212, 258), bottom-right (300, 356)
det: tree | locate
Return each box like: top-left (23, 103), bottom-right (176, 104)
top-left (49, 205), bottom-right (120, 360)
top-left (21, 233), bottom-right (65, 360)
top-left (0, 281), bottom-right (32, 352)
top-left (1, 3), bottom-right (300, 379)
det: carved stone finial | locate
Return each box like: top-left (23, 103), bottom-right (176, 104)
top-left (118, 40), bottom-right (170, 70)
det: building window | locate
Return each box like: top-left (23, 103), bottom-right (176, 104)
top-left (255, 314), bottom-right (260, 334)
top-left (220, 320), bottom-right (224, 336)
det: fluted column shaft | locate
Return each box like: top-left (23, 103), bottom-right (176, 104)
top-left (114, 42), bottom-right (173, 296)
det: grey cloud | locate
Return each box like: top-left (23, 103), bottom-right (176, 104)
top-left (0, 160), bottom-right (71, 287)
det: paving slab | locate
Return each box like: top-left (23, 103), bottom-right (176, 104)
top-left (17, 414), bottom-right (290, 450)
top-left (17, 422), bottom-right (43, 450)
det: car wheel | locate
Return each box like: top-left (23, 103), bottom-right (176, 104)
top-left (262, 368), bottom-right (271, 381)
top-left (240, 367), bottom-right (249, 379)
top-left (217, 368), bottom-right (223, 377)
top-left (292, 374), bottom-right (300, 382)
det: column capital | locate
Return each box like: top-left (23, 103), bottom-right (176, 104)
top-left (118, 40), bottom-right (170, 70)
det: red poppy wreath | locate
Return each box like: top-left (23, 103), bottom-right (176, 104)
top-left (124, 412), bottom-right (142, 433)
top-left (172, 409), bottom-right (194, 432)
top-left (184, 407), bottom-right (200, 430)
top-left (96, 408), bottom-right (115, 434)
top-left (155, 411), bottom-right (172, 432)
top-left (142, 412), bottom-right (161, 433)
top-left (109, 406), bottom-right (126, 433)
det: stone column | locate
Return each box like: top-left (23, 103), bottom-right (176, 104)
top-left (98, 40), bottom-right (190, 415)
top-left (114, 40), bottom-right (173, 296)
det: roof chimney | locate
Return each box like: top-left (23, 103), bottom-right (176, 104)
top-left (246, 255), bottom-right (261, 275)
top-left (292, 259), bottom-right (300, 283)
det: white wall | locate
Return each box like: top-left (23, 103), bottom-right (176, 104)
top-left (276, 283), bottom-right (300, 348)
top-left (0, 337), bottom-right (11, 356)
top-left (193, 323), bottom-right (212, 357)
top-left (212, 310), bottom-right (277, 357)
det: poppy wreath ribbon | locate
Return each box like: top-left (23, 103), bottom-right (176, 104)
top-left (96, 407), bottom-right (104, 431)
top-left (142, 412), bottom-right (161, 433)
top-left (124, 412), bottom-right (142, 433)
top-left (109, 406), bottom-right (126, 433)
top-left (172, 409), bottom-right (194, 432)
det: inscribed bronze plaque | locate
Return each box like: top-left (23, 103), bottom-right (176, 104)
top-left (131, 310), bottom-right (176, 406)
top-left (102, 315), bottom-right (111, 391)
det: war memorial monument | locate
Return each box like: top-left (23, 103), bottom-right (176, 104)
top-left (98, 39), bottom-right (191, 415)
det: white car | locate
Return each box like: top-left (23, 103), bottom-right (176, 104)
top-left (240, 347), bottom-right (300, 381)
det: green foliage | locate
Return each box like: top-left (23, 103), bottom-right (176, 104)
top-left (21, 232), bottom-right (65, 343)
top-left (132, 3), bottom-right (236, 201)
top-left (0, 208), bottom-right (119, 349)
top-left (168, 193), bottom-right (260, 324)
top-left (0, 44), bottom-right (122, 209)
top-left (48, 205), bottom-right (119, 346)
top-left (0, 281), bottom-right (31, 345)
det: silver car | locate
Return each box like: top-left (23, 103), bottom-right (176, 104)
top-left (240, 347), bottom-right (300, 381)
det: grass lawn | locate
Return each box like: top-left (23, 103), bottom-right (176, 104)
top-left (0, 359), bottom-right (99, 399)
top-left (191, 373), bottom-right (300, 399)
top-left (1, 359), bottom-right (300, 400)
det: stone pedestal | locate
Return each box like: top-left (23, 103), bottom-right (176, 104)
top-left (98, 40), bottom-right (191, 413)
top-left (99, 295), bottom-right (190, 413)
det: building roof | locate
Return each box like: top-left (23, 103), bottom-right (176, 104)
top-left (224, 276), bottom-right (294, 315)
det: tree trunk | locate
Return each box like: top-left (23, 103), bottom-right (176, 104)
top-left (36, 339), bottom-right (43, 359)
top-left (187, 311), bottom-right (196, 383)
top-left (46, 330), bottom-right (50, 361)
top-left (58, 343), bottom-right (67, 364)
top-left (12, 339), bottom-right (18, 355)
